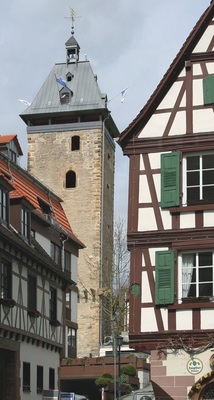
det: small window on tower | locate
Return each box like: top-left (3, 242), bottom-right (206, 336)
top-left (60, 92), bottom-right (70, 104)
top-left (71, 136), bottom-right (80, 151)
top-left (66, 72), bottom-right (74, 82)
top-left (66, 171), bottom-right (76, 188)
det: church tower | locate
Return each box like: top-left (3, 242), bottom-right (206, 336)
top-left (20, 27), bottom-right (119, 356)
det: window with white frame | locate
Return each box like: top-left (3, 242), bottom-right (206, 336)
top-left (183, 153), bottom-right (214, 205)
top-left (181, 251), bottom-right (213, 299)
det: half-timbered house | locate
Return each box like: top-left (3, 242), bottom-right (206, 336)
top-left (0, 135), bottom-right (83, 400)
top-left (119, 2), bottom-right (214, 400)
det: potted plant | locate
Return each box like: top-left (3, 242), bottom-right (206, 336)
top-left (95, 374), bottom-right (113, 388)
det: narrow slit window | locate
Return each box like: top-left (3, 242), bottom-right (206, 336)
top-left (71, 136), bottom-right (80, 151)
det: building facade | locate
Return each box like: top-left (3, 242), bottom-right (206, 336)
top-left (119, 2), bottom-right (214, 399)
top-left (20, 33), bottom-right (119, 356)
top-left (0, 135), bottom-right (83, 399)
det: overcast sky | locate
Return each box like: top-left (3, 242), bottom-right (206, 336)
top-left (0, 0), bottom-right (210, 218)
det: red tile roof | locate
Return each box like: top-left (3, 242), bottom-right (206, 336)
top-left (0, 153), bottom-right (84, 248)
top-left (0, 134), bottom-right (23, 155)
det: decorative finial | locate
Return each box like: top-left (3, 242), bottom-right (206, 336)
top-left (69, 7), bottom-right (77, 36)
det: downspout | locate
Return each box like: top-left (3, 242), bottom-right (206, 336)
top-left (61, 234), bottom-right (69, 358)
top-left (61, 235), bottom-right (69, 272)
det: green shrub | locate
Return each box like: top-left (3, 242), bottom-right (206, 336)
top-left (120, 364), bottom-right (137, 377)
top-left (95, 374), bottom-right (113, 388)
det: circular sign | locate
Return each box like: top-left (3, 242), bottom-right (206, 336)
top-left (187, 358), bottom-right (203, 375)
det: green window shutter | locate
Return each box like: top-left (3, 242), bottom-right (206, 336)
top-left (155, 250), bottom-right (175, 305)
top-left (161, 152), bottom-right (180, 208)
top-left (203, 75), bottom-right (214, 105)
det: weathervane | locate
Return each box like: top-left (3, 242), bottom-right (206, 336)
top-left (64, 6), bottom-right (80, 36)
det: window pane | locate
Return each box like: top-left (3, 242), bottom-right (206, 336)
top-left (203, 154), bottom-right (214, 169)
top-left (23, 362), bottom-right (30, 391)
top-left (28, 275), bottom-right (37, 310)
top-left (199, 252), bottom-right (212, 266)
top-left (203, 186), bottom-right (214, 201)
top-left (199, 267), bottom-right (212, 282)
top-left (187, 171), bottom-right (199, 186)
top-left (199, 283), bottom-right (212, 296)
top-left (49, 368), bottom-right (55, 390)
top-left (37, 366), bottom-right (43, 393)
top-left (203, 170), bottom-right (214, 185)
top-left (187, 187), bottom-right (200, 203)
top-left (187, 156), bottom-right (199, 170)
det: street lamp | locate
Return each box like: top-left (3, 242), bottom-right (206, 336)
top-left (116, 336), bottom-right (123, 400)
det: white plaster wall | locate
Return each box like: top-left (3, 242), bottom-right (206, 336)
top-left (207, 62), bottom-right (214, 73)
top-left (149, 153), bottom-right (161, 169)
top-left (20, 341), bottom-right (60, 399)
top-left (140, 154), bottom-right (145, 171)
top-left (161, 308), bottom-right (168, 331)
top-left (71, 254), bottom-right (78, 282)
top-left (139, 175), bottom-right (151, 203)
top-left (138, 208), bottom-right (157, 231)
top-left (153, 174), bottom-right (160, 202)
top-left (193, 25), bottom-right (214, 53)
top-left (141, 307), bottom-right (158, 332)
top-left (138, 113), bottom-right (170, 138)
top-left (169, 110), bottom-right (186, 136)
top-left (180, 212), bottom-right (195, 229)
top-left (193, 79), bottom-right (203, 106)
top-left (142, 253), bottom-right (145, 267)
top-left (204, 211), bottom-right (214, 227)
top-left (141, 271), bottom-right (152, 303)
top-left (35, 232), bottom-right (50, 255)
top-left (193, 64), bottom-right (203, 75)
top-left (201, 308), bottom-right (214, 329)
top-left (157, 81), bottom-right (184, 110)
top-left (193, 109), bottom-right (214, 133)
top-left (176, 309), bottom-right (192, 330)
top-left (161, 209), bottom-right (172, 230)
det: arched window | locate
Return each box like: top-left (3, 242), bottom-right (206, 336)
top-left (66, 171), bottom-right (76, 188)
top-left (71, 136), bottom-right (80, 151)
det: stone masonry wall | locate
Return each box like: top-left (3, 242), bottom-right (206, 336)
top-left (27, 127), bottom-right (115, 356)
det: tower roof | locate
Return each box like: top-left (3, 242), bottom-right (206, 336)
top-left (20, 61), bottom-right (107, 117)
top-left (20, 33), bottom-right (120, 139)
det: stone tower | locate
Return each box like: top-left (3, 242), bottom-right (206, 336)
top-left (20, 32), bottom-right (119, 357)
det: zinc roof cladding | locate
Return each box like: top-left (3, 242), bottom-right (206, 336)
top-left (0, 153), bottom-right (84, 248)
top-left (20, 61), bottom-right (107, 117)
top-left (0, 134), bottom-right (23, 155)
top-left (119, 1), bottom-right (214, 147)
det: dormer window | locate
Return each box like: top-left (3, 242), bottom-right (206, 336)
top-left (66, 72), bottom-right (74, 82)
top-left (38, 198), bottom-right (51, 215)
top-left (9, 149), bottom-right (17, 163)
top-left (59, 88), bottom-right (73, 105)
